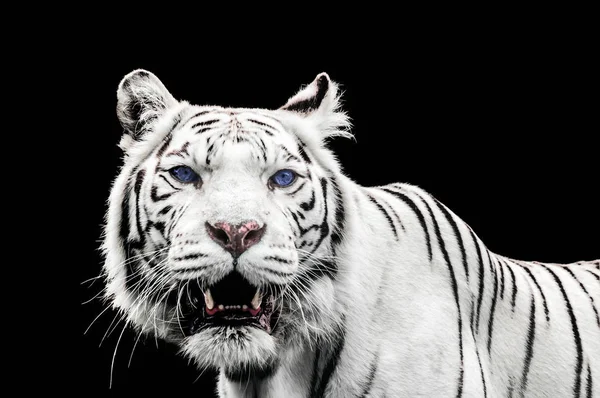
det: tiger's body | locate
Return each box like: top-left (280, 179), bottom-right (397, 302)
top-left (102, 70), bottom-right (599, 397)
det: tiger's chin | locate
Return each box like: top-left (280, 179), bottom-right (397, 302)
top-left (181, 325), bottom-right (279, 379)
top-left (175, 271), bottom-right (283, 379)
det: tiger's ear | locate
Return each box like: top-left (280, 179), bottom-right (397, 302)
top-left (280, 73), bottom-right (351, 138)
top-left (116, 69), bottom-right (178, 140)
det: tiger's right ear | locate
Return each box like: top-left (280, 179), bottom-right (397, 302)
top-left (116, 69), bottom-right (178, 142)
top-left (279, 73), bottom-right (351, 140)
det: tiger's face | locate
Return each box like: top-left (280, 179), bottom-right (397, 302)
top-left (103, 70), bottom-right (349, 379)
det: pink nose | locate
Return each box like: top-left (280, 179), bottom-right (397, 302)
top-left (206, 221), bottom-right (266, 257)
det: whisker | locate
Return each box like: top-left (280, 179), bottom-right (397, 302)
top-left (100, 311), bottom-right (126, 348)
top-left (84, 304), bottom-right (113, 335)
top-left (80, 273), bottom-right (105, 285)
top-left (81, 286), bottom-right (107, 305)
top-left (110, 320), bottom-right (129, 389)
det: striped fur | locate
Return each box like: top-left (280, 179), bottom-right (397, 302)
top-left (102, 70), bottom-right (599, 397)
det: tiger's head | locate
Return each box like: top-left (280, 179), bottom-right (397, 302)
top-left (102, 70), bottom-right (351, 379)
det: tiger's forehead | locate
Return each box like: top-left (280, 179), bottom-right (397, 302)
top-left (172, 107), bottom-right (291, 140)
top-left (160, 106), bottom-right (302, 166)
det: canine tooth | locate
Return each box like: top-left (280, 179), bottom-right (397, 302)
top-left (204, 289), bottom-right (214, 310)
top-left (218, 304), bottom-right (224, 310)
top-left (251, 289), bottom-right (261, 309)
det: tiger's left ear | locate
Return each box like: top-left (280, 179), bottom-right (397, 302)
top-left (280, 73), bottom-right (351, 138)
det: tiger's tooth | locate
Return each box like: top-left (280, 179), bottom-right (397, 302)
top-left (204, 289), bottom-right (214, 310)
top-left (218, 304), bottom-right (224, 310)
top-left (251, 289), bottom-right (261, 309)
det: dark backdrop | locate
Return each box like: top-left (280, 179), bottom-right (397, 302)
top-left (77, 23), bottom-right (598, 395)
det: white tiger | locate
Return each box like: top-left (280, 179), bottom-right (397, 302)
top-left (101, 69), bottom-right (600, 397)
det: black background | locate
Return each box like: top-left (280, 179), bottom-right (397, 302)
top-left (75, 16), bottom-right (598, 396)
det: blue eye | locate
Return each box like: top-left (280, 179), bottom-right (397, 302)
top-left (169, 166), bottom-right (200, 183)
top-left (270, 169), bottom-right (297, 187)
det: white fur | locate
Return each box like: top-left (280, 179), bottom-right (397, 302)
top-left (102, 70), bottom-right (600, 397)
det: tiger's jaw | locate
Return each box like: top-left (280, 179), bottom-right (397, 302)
top-left (177, 272), bottom-right (284, 375)
top-left (180, 272), bottom-right (281, 336)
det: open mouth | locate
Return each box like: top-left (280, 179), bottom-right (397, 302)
top-left (182, 272), bottom-right (280, 336)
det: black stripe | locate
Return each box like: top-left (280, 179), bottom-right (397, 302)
top-left (256, 267), bottom-right (294, 278)
top-left (253, 113), bottom-right (284, 127)
top-left (542, 265), bottom-right (584, 397)
top-left (309, 349), bottom-right (322, 398)
top-left (523, 267), bottom-right (550, 322)
top-left (291, 212), bottom-right (320, 237)
top-left (120, 180), bottom-right (139, 291)
top-left (288, 181), bottom-right (306, 196)
top-left (165, 141), bottom-right (190, 158)
top-left (498, 258), bottom-right (505, 300)
top-left (191, 118), bottom-right (220, 130)
top-left (256, 137), bottom-right (268, 162)
top-left (520, 290), bottom-right (537, 395)
top-left (280, 145), bottom-right (301, 163)
top-left (310, 178), bottom-right (331, 254)
top-left (297, 138), bottom-right (312, 163)
top-left (172, 265), bottom-right (209, 274)
top-left (367, 193), bottom-right (398, 239)
top-left (119, 181), bottom-right (132, 246)
top-left (264, 256), bottom-right (293, 264)
top-left (507, 379), bottom-right (515, 398)
top-left (158, 174), bottom-right (179, 191)
top-left (246, 118), bottom-right (278, 131)
top-left (586, 269), bottom-right (600, 281)
top-left (290, 212), bottom-right (305, 235)
top-left (173, 253), bottom-right (207, 261)
top-left (165, 112), bottom-right (183, 135)
top-left (156, 133), bottom-right (173, 157)
top-left (245, 122), bottom-right (275, 136)
top-left (468, 228), bottom-right (486, 332)
top-left (381, 196), bottom-right (405, 231)
top-left (150, 221), bottom-right (166, 236)
top-left (564, 268), bottom-right (600, 327)
top-left (206, 141), bottom-right (216, 157)
top-left (151, 186), bottom-right (173, 202)
top-left (503, 260), bottom-right (518, 311)
top-left (158, 205), bottom-right (173, 216)
top-left (297, 259), bottom-right (337, 281)
top-left (435, 200), bottom-right (469, 281)
top-left (134, 169), bottom-right (146, 241)
top-left (312, 322), bottom-right (346, 398)
top-left (381, 187), bottom-right (432, 261)
top-left (300, 190), bottom-right (316, 211)
top-left (487, 253), bottom-right (499, 354)
top-left (586, 363), bottom-right (593, 398)
top-left (198, 126), bottom-right (220, 135)
top-left (474, 342), bottom-right (487, 398)
top-left (182, 110), bottom-right (213, 127)
top-left (330, 177), bottom-right (345, 250)
top-left (359, 355), bottom-right (379, 398)
top-left (416, 194), bottom-right (464, 398)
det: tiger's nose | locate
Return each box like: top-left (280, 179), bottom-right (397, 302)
top-left (206, 221), bottom-right (266, 257)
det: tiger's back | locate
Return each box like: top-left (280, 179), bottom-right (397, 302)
top-left (350, 183), bottom-right (600, 397)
